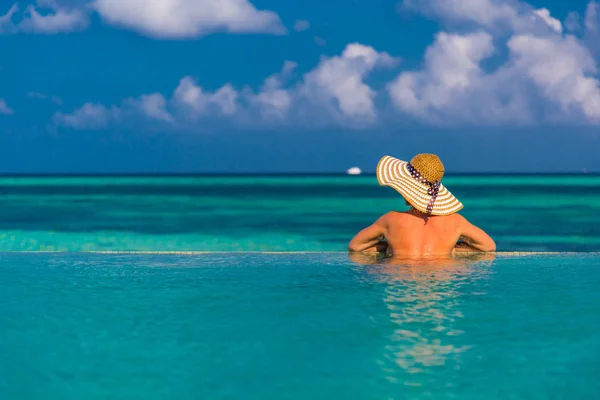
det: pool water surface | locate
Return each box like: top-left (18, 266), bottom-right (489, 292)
top-left (0, 253), bottom-right (599, 399)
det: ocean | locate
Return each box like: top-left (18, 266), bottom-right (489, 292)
top-left (0, 174), bottom-right (598, 252)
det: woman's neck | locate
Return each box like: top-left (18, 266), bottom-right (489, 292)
top-left (408, 207), bottom-right (431, 221)
top-left (408, 207), bottom-right (426, 216)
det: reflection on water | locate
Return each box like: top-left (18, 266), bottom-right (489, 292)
top-left (350, 253), bottom-right (496, 389)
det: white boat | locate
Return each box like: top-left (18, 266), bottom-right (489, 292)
top-left (346, 167), bottom-right (362, 175)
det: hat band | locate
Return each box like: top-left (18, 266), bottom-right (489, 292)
top-left (406, 163), bottom-right (441, 215)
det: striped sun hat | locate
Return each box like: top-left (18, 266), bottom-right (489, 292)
top-left (376, 154), bottom-right (463, 216)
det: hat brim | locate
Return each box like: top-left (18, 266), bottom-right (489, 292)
top-left (376, 156), bottom-right (463, 216)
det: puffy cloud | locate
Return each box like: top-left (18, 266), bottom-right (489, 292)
top-left (54, 103), bottom-right (118, 129)
top-left (20, 2), bottom-right (89, 33)
top-left (533, 8), bottom-right (562, 34)
top-left (299, 43), bottom-right (399, 122)
top-left (249, 61), bottom-right (297, 119)
top-left (0, 99), bottom-right (13, 115)
top-left (294, 20), bottom-right (310, 32)
top-left (127, 93), bottom-right (173, 122)
top-left (508, 34), bottom-right (600, 121)
top-left (1, 0), bottom-right (283, 38)
top-left (92, 0), bottom-right (285, 39)
top-left (0, 4), bottom-right (18, 33)
top-left (401, 0), bottom-right (520, 30)
top-left (391, 0), bottom-right (600, 125)
top-left (584, 1), bottom-right (600, 56)
top-left (585, 1), bottom-right (598, 32)
top-left (48, 0), bottom-right (600, 129)
top-left (55, 43), bottom-right (400, 130)
top-left (400, 0), bottom-right (561, 35)
top-left (55, 77), bottom-right (244, 130)
top-left (170, 44), bottom-right (398, 125)
top-left (0, 1), bottom-right (89, 34)
top-left (388, 32), bottom-right (503, 124)
top-left (173, 78), bottom-right (239, 117)
top-left (54, 82), bottom-right (242, 130)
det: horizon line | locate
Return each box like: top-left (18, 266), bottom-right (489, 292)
top-left (0, 172), bottom-right (597, 177)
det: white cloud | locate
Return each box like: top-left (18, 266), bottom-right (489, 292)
top-left (0, 4), bottom-right (18, 33)
top-left (389, 31), bottom-right (600, 125)
top-left (173, 77), bottom-right (239, 118)
top-left (56, 43), bottom-right (401, 130)
top-left (533, 8), bottom-right (562, 34)
top-left (0, 1), bottom-right (89, 34)
top-left (508, 34), bottom-right (600, 121)
top-left (388, 32), bottom-right (501, 124)
top-left (48, 0), bottom-right (600, 129)
top-left (391, 0), bottom-right (600, 125)
top-left (54, 103), bottom-right (117, 129)
top-left (294, 20), bottom-right (310, 32)
top-left (299, 43), bottom-right (399, 122)
top-left (2, 0), bottom-right (283, 38)
top-left (400, 0), bottom-right (562, 35)
top-left (401, 0), bottom-right (520, 30)
top-left (0, 99), bottom-right (13, 115)
top-left (584, 1), bottom-right (600, 56)
top-left (127, 93), bottom-right (173, 122)
top-left (92, 0), bottom-right (285, 39)
top-left (53, 94), bottom-right (175, 129)
top-left (586, 1), bottom-right (598, 32)
top-left (20, 2), bottom-right (89, 33)
top-left (55, 80), bottom-right (242, 130)
top-left (249, 61), bottom-right (297, 119)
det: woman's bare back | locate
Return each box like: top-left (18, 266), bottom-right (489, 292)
top-left (348, 209), bottom-right (496, 256)
top-left (383, 211), bottom-right (462, 256)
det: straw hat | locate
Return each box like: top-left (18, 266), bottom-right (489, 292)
top-left (376, 154), bottom-right (463, 216)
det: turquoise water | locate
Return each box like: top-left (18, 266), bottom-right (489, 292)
top-left (1, 253), bottom-right (599, 399)
top-left (0, 175), bottom-right (599, 252)
top-left (1, 176), bottom-right (599, 398)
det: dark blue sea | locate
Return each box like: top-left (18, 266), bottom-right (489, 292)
top-left (0, 175), bottom-right (598, 252)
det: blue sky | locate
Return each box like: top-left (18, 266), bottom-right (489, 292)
top-left (1, 0), bottom-right (600, 173)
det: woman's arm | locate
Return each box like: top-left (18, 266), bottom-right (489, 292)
top-left (457, 216), bottom-right (496, 252)
top-left (453, 241), bottom-right (481, 253)
top-left (361, 240), bottom-right (389, 254)
top-left (348, 216), bottom-right (388, 253)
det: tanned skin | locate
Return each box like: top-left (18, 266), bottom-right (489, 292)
top-left (348, 200), bottom-right (496, 257)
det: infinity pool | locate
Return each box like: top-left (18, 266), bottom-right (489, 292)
top-left (1, 253), bottom-right (599, 399)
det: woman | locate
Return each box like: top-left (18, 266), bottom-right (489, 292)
top-left (348, 154), bottom-right (496, 257)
